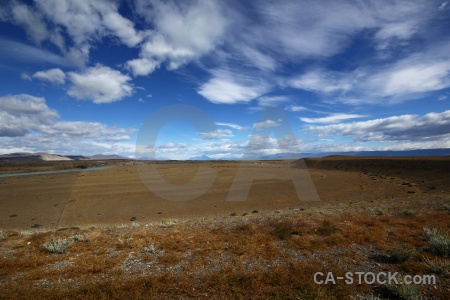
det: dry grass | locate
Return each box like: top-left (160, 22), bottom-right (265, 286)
top-left (421, 255), bottom-right (450, 275)
top-left (424, 227), bottom-right (450, 257)
top-left (387, 243), bottom-right (419, 263)
top-left (0, 199), bottom-right (449, 299)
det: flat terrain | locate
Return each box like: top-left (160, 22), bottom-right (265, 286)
top-left (1, 157), bottom-right (449, 230)
top-left (0, 157), bottom-right (449, 299)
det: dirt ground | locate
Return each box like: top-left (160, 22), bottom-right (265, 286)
top-left (1, 157), bottom-right (449, 230)
top-left (1, 157), bottom-right (450, 299)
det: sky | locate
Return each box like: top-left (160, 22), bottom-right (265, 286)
top-left (1, 0), bottom-right (450, 160)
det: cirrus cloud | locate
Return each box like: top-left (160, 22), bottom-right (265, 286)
top-left (300, 113), bottom-right (364, 124)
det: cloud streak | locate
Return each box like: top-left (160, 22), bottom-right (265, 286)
top-left (300, 113), bottom-right (364, 124)
top-left (308, 110), bottom-right (450, 142)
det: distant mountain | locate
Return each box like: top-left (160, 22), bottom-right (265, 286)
top-left (188, 155), bottom-right (213, 160)
top-left (66, 155), bottom-right (90, 160)
top-left (0, 152), bottom-right (71, 162)
top-left (0, 152), bottom-right (131, 162)
top-left (90, 154), bottom-right (130, 160)
top-left (298, 148), bottom-right (450, 158)
top-left (254, 148), bottom-right (450, 160)
top-left (260, 153), bottom-right (302, 160)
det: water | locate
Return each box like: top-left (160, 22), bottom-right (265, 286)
top-left (0, 166), bottom-right (113, 178)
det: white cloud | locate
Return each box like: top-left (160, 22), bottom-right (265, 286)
top-left (67, 65), bottom-right (133, 104)
top-left (374, 22), bottom-right (417, 41)
top-left (300, 113), bottom-right (364, 124)
top-left (126, 58), bottom-right (160, 77)
top-left (215, 122), bottom-right (245, 131)
top-left (129, 0), bottom-right (227, 75)
top-left (232, 46), bottom-right (277, 72)
top-left (0, 38), bottom-right (72, 67)
top-left (35, 0), bottom-right (144, 47)
top-left (33, 68), bottom-right (66, 84)
top-left (4, 0), bottom-right (145, 67)
top-left (20, 73), bottom-right (32, 81)
top-left (285, 105), bottom-right (307, 112)
top-left (237, 1), bottom-right (433, 63)
top-left (373, 59), bottom-right (450, 98)
top-left (198, 70), bottom-right (270, 104)
top-left (288, 41), bottom-right (450, 105)
top-left (0, 94), bottom-right (58, 137)
top-left (253, 119), bottom-right (282, 130)
top-left (200, 129), bottom-right (233, 140)
top-left (102, 10), bottom-right (145, 47)
top-left (257, 96), bottom-right (290, 107)
top-left (9, 2), bottom-right (48, 44)
top-left (0, 94), bottom-right (136, 156)
top-left (289, 69), bottom-right (354, 94)
top-left (308, 110), bottom-right (450, 142)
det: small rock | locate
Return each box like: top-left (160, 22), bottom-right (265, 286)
top-left (31, 223), bottom-right (41, 228)
top-left (251, 210), bottom-right (259, 214)
top-left (9, 214), bottom-right (17, 218)
top-left (157, 212), bottom-right (162, 215)
top-left (242, 213), bottom-right (248, 216)
top-left (230, 212), bottom-right (237, 216)
top-left (130, 216), bottom-right (137, 221)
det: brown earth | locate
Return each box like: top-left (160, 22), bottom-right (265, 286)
top-left (1, 157), bottom-right (449, 230)
top-left (0, 157), bottom-right (449, 299)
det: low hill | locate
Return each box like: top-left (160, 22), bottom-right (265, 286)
top-left (0, 152), bottom-right (130, 162)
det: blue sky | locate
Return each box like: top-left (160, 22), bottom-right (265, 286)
top-left (1, 0), bottom-right (450, 159)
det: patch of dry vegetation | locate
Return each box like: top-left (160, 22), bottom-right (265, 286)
top-left (0, 199), bottom-right (449, 299)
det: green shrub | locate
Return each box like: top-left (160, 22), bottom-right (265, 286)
top-left (386, 282), bottom-right (421, 300)
top-left (424, 227), bottom-right (450, 257)
top-left (356, 294), bottom-right (380, 300)
top-left (386, 273), bottom-right (422, 300)
top-left (42, 238), bottom-right (74, 253)
top-left (388, 243), bottom-right (418, 262)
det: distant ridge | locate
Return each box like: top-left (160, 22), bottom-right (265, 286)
top-left (297, 148), bottom-right (450, 158)
top-left (1, 148), bottom-right (449, 162)
top-left (0, 152), bottom-right (131, 162)
top-left (250, 148), bottom-right (450, 160)
top-left (90, 154), bottom-right (130, 160)
top-left (188, 155), bottom-right (213, 161)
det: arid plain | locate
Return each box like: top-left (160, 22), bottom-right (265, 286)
top-left (2, 157), bottom-right (449, 230)
top-left (0, 157), bottom-right (449, 299)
